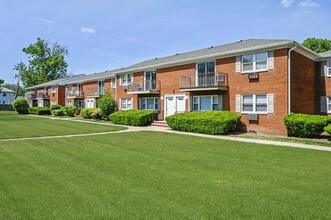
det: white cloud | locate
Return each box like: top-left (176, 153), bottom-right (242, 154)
top-left (281, 0), bottom-right (294, 8)
top-left (37, 17), bottom-right (54, 24)
top-left (298, 0), bottom-right (319, 7)
top-left (80, 27), bottom-right (96, 34)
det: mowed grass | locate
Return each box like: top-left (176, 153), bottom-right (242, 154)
top-left (0, 131), bottom-right (330, 219)
top-left (0, 111), bottom-right (125, 139)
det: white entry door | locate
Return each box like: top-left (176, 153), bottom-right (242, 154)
top-left (165, 95), bottom-right (186, 118)
top-left (85, 99), bottom-right (95, 108)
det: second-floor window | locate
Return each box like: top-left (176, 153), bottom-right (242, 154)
top-left (121, 74), bottom-right (132, 86)
top-left (3, 92), bottom-right (6, 97)
top-left (242, 52), bottom-right (268, 73)
top-left (111, 78), bottom-right (116, 88)
top-left (327, 61), bottom-right (331, 77)
top-left (51, 86), bottom-right (56, 93)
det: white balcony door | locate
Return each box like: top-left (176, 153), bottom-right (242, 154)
top-left (144, 70), bottom-right (156, 90)
top-left (98, 81), bottom-right (104, 95)
top-left (165, 95), bottom-right (186, 118)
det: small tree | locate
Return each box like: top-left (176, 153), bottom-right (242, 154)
top-left (302, 38), bottom-right (331, 53)
top-left (12, 98), bottom-right (29, 114)
top-left (97, 92), bottom-right (116, 121)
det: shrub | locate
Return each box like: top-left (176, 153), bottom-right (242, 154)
top-left (12, 98), bottom-right (29, 114)
top-left (165, 111), bottom-right (241, 135)
top-left (28, 107), bottom-right (51, 115)
top-left (284, 113), bottom-right (330, 138)
top-left (97, 92), bottom-right (116, 121)
top-left (52, 109), bottom-right (64, 116)
top-left (109, 110), bottom-right (155, 126)
top-left (50, 104), bottom-right (63, 110)
top-left (61, 106), bottom-right (76, 117)
top-left (80, 108), bottom-right (101, 119)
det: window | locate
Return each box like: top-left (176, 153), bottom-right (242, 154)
top-left (51, 101), bottom-right (57, 106)
top-left (111, 78), bottom-right (116, 88)
top-left (242, 94), bottom-right (267, 113)
top-left (44, 87), bottom-right (48, 96)
top-left (3, 92), bottom-right (6, 97)
top-left (196, 61), bottom-right (215, 86)
top-left (121, 98), bottom-right (132, 110)
top-left (327, 61), bottom-right (331, 77)
top-left (120, 74), bottom-right (132, 86)
top-left (193, 96), bottom-right (219, 111)
top-left (327, 97), bottom-right (331, 112)
top-left (242, 52), bottom-right (268, 72)
top-left (51, 86), bottom-right (56, 93)
top-left (2, 101), bottom-right (5, 104)
top-left (67, 101), bottom-right (72, 107)
top-left (141, 98), bottom-right (159, 110)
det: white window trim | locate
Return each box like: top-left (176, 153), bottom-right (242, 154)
top-left (327, 97), bottom-right (331, 113)
top-left (192, 95), bottom-right (219, 111)
top-left (140, 97), bottom-right (159, 110)
top-left (111, 78), bottom-right (116, 88)
top-left (241, 94), bottom-right (268, 114)
top-left (241, 52), bottom-right (268, 73)
top-left (121, 98), bottom-right (133, 110)
top-left (327, 61), bottom-right (331, 77)
top-left (120, 74), bottom-right (133, 86)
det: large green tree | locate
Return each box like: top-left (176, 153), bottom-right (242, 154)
top-left (302, 38), bottom-right (331, 53)
top-left (14, 38), bottom-right (68, 88)
top-left (0, 79), bottom-right (4, 93)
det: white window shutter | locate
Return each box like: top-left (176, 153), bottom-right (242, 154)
top-left (219, 95), bottom-right (223, 110)
top-left (321, 96), bottom-right (327, 113)
top-left (268, 51), bottom-right (274, 69)
top-left (321, 61), bottom-right (327, 76)
top-left (267, 94), bottom-right (274, 113)
top-left (235, 56), bottom-right (241, 73)
top-left (118, 98), bottom-right (122, 110)
top-left (235, 94), bottom-right (241, 112)
top-left (131, 74), bottom-right (133, 83)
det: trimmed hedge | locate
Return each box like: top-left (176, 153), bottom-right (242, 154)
top-left (165, 111), bottom-right (241, 135)
top-left (284, 113), bottom-right (330, 138)
top-left (109, 110), bottom-right (155, 126)
top-left (52, 109), bottom-right (64, 116)
top-left (12, 98), bottom-right (29, 114)
top-left (28, 107), bottom-right (51, 115)
top-left (97, 92), bottom-right (116, 120)
top-left (80, 108), bottom-right (101, 119)
top-left (50, 104), bottom-right (63, 110)
top-left (61, 106), bottom-right (76, 117)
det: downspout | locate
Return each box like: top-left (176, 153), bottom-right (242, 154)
top-left (288, 44), bottom-right (297, 114)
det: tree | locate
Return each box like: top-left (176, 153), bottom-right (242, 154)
top-left (302, 38), bottom-right (331, 53)
top-left (14, 38), bottom-right (68, 88)
top-left (3, 82), bottom-right (25, 97)
top-left (97, 92), bottom-right (116, 121)
top-left (0, 79), bottom-right (4, 93)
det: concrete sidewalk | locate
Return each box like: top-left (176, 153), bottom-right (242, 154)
top-left (15, 115), bottom-right (331, 152)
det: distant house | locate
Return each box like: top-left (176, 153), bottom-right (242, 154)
top-left (0, 87), bottom-right (15, 105)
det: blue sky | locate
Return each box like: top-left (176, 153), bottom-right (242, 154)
top-left (0, 0), bottom-right (330, 83)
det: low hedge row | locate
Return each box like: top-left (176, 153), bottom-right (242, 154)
top-left (109, 110), bottom-right (155, 126)
top-left (284, 113), bottom-right (331, 138)
top-left (80, 108), bottom-right (101, 119)
top-left (28, 107), bottom-right (51, 115)
top-left (166, 111), bottom-right (241, 135)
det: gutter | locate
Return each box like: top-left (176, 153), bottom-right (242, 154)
top-left (288, 44), bottom-right (297, 114)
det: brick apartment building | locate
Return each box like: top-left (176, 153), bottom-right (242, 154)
top-left (25, 39), bottom-right (331, 135)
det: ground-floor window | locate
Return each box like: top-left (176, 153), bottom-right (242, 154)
top-left (193, 95), bottom-right (220, 111)
top-left (85, 99), bottom-right (95, 108)
top-left (121, 98), bottom-right (132, 110)
top-left (140, 97), bottom-right (159, 110)
top-left (242, 94), bottom-right (267, 113)
top-left (327, 97), bottom-right (331, 112)
top-left (51, 101), bottom-right (57, 106)
top-left (67, 100), bottom-right (72, 107)
top-left (44, 100), bottom-right (49, 107)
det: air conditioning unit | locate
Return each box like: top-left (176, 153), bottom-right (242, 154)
top-left (248, 114), bottom-right (258, 121)
top-left (248, 72), bottom-right (259, 79)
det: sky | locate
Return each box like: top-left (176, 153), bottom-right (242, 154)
top-left (0, 0), bottom-right (330, 83)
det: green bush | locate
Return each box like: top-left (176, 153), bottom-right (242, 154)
top-left (61, 106), bottom-right (76, 117)
top-left (97, 92), bottom-right (116, 121)
top-left (109, 110), bottom-right (155, 126)
top-left (12, 98), bottom-right (29, 114)
top-left (284, 113), bottom-right (330, 138)
top-left (28, 107), bottom-right (51, 115)
top-left (80, 108), bottom-right (101, 119)
top-left (52, 109), bottom-right (64, 116)
top-left (50, 104), bottom-right (63, 110)
top-left (165, 111), bottom-right (241, 135)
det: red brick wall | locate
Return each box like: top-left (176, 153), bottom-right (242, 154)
top-left (290, 51), bottom-right (316, 114)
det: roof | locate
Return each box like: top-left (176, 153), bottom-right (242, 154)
top-left (26, 74), bottom-right (86, 90)
top-left (320, 50), bottom-right (331, 58)
top-left (64, 69), bottom-right (119, 84)
top-left (113, 39), bottom-right (297, 74)
top-left (0, 87), bottom-right (15, 93)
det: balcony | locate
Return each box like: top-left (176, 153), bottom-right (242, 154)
top-left (127, 80), bottom-right (160, 95)
top-left (86, 88), bottom-right (108, 97)
top-left (36, 93), bottom-right (49, 99)
top-left (180, 72), bottom-right (228, 91)
top-left (25, 93), bottom-right (36, 100)
top-left (66, 90), bottom-right (84, 98)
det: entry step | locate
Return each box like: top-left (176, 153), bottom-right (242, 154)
top-left (151, 121), bottom-right (169, 128)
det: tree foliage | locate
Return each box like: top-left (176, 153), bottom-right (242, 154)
top-left (0, 79), bottom-right (4, 93)
top-left (302, 38), bottom-right (331, 53)
top-left (14, 38), bottom-right (68, 88)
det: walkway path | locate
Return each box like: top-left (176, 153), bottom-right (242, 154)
top-left (2, 115), bottom-right (331, 152)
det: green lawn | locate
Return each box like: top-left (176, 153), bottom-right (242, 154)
top-left (0, 128), bottom-right (330, 218)
top-left (0, 111), bottom-right (126, 139)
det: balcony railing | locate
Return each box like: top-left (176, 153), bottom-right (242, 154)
top-left (127, 80), bottom-right (160, 94)
top-left (25, 93), bottom-right (36, 100)
top-left (86, 88), bottom-right (108, 97)
top-left (66, 90), bottom-right (84, 98)
top-left (36, 93), bottom-right (49, 99)
top-left (180, 72), bottom-right (228, 91)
